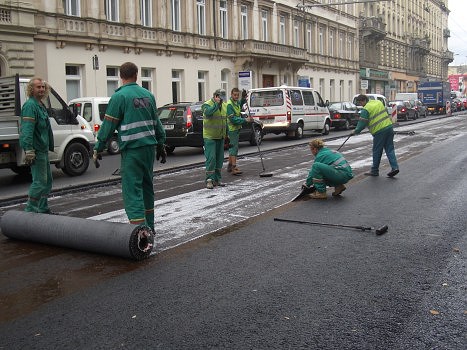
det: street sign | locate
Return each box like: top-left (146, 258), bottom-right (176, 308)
top-left (238, 71), bottom-right (252, 91)
top-left (92, 55), bottom-right (99, 70)
top-left (361, 79), bottom-right (368, 90)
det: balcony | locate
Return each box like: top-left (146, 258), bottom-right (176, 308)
top-left (410, 36), bottom-right (430, 54)
top-left (236, 40), bottom-right (308, 63)
top-left (360, 17), bottom-right (386, 41)
top-left (442, 50), bottom-right (454, 63)
top-left (443, 28), bottom-right (450, 38)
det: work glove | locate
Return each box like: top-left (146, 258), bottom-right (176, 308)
top-left (156, 144), bottom-right (167, 164)
top-left (241, 89), bottom-right (247, 100)
top-left (24, 150), bottom-right (36, 165)
top-left (92, 150), bottom-right (102, 168)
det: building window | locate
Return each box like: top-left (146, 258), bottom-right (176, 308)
top-left (348, 80), bottom-right (353, 99)
top-left (221, 69), bottom-right (229, 93)
top-left (198, 71), bottom-right (207, 101)
top-left (241, 5), bottom-right (248, 40)
top-left (105, 0), bottom-right (119, 22)
top-left (348, 36), bottom-right (353, 60)
top-left (329, 79), bottom-right (335, 101)
top-left (106, 66), bottom-right (119, 97)
top-left (293, 20), bottom-right (299, 47)
top-left (140, 0), bottom-right (152, 27)
top-left (172, 0), bottom-right (180, 31)
top-left (63, 0), bottom-right (80, 16)
top-left (261, 10), bottom-right (268, 42)
top-left (172, 70), bottom-right (182, 103)
top-left (319, 78), bottom-right (325, 98)
top-left (306, 23), bottom-right (312, 52)
top-left (141, 68), bottom-right (153, 91)
top-left (220, 0), bottom-right (228, 39)
top-left (197, 0), bottom-right (206, 35)
top-left (279, 16), bottom-right (286, 45)
top-left (319, 27), bottom-right (324, 54)
top-left (329, 30), bottom-right (334, 57)
top-left (339, 33), bottom-right (344, 58)
top-left (65, 64), bottom-right (81, 101)
top-left (339, 80), bottom-right (344, 101)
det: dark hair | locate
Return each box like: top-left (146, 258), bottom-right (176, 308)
top-left (231, 87), bottom-right (240, 94)
top-left (120, 62), bottom-right (138, 80)
top-left (355, 94), bottom-right (369, 103)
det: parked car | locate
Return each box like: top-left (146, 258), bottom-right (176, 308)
top-left (328, 101), bottom-right (360, 130)
top-left (157, 102), bottom-right (262, 154)
top-left (409, 99), bottom-right (428, 118)
top-left (451, 98), bottom-right (462, 112)
top-left (388, 100), bottom-right (418, 121)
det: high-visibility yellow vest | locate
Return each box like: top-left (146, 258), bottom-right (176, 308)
top-left (363, 100), bottom-right (392, 134)
top-left (202, 99), bottom-right (227, 139)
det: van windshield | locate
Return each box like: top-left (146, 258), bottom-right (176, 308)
top-left (250, 90), bottom-right (284, 107)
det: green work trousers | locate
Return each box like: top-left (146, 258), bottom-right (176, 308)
top-left (25, 151), bottom-right (52, 213)
top-left (311, 163), bottom-right (353, 193)
top-left (121, 145), bottom-right (155, 230)
top-left (228, 129), bottom-right (240, 156)
top-left (204, 138), bottom-right (224, 182)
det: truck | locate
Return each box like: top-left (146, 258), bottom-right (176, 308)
top-left (0, 75), bottom-right (95, 176)
top-left (417, 81), bottom-right (451, 115)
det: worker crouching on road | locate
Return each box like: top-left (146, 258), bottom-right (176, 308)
top-left (20, 77), bottom-right (55, 214)
top-left (226, 88), bottom-right (252, 175)
top-left (305, 139), bottom-right (354, 200)
top-left (353, 94), bottom-right (399, 177)
top-left (93, 62), bottom-right (166, 231)
top-left (202, 89), bottom-right (227, 189)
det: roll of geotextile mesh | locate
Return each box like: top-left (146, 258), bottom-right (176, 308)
top-left (0, 210), bottom-right (154, 261)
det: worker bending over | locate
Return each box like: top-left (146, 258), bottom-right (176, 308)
top-left (305, 139), bottom-right (354, 200)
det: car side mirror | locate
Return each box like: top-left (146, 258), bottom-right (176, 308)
top-left (325, 100), bottom-right (329, 107)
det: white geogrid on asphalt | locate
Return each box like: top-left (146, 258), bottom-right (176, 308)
top-left (88, 116), bottom-right (466, 253)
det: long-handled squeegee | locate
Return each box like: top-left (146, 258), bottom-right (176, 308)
top-left (274, 217), bottom-right (388, 235)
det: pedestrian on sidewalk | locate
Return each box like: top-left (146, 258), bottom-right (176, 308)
top-left (202, 89), bottom-right (227, 189)
top-left (353, 94), bottom-right (399, 177)
top-left (226, 88), bottom-right (252, 175)
top-left (93, 62), bottom-right (166, 231)
top-left (20, 77), bottom-right (55, 213)
top-left (305, 139), bottom-right (354, 200)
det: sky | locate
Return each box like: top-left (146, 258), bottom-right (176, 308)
top-left (448, 0), bottom-right (467, 66)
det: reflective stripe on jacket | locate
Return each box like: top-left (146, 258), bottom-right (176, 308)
top-left (363, 100), bottom-right (392, 135)
top-left (202, 98), bottom-right (227, 139)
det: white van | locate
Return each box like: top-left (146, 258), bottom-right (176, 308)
top-left (68, 97), bottom-right (120, 154)
top-left (247, 86), bottom-right (331, 139)
top-left (353, 93), bottom-right (391, 114)
top-left (395, 92), bottom-right (418, 101)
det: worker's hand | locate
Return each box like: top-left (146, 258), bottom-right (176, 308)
top-left (156, 144), bottom-right (167, 164)
top-left (301, 183), bottom-right (310, 190)
top-left (246, 116), bottom-right (253, 123)
top-left (24, 150), bottom-right (36, 165)
top-left (92, 150), bottom-right (102, 168)
top-left (241, 89), bottom-right (247, 100)
top-left (350, 130), bottom-right (357, 136)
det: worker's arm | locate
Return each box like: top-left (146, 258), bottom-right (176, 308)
top-left (354, 109), bottom-right (369, 134)
top-left (19, 103), bottom-right (37, 151)
top-left (202, 100), bottom-right (221, 117)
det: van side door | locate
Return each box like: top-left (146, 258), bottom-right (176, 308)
top-left (289, 89), bottom-right (305, 126)
top-left (302, 90), bottom-right (316, 130)
top-left (313, 91), bottom-right (329, 130)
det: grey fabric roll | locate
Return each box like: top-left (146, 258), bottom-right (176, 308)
top-left (0, 211), bottom-right (154, 260)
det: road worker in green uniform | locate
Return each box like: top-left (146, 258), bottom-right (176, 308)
top-left (226, 87), bottom-right (252, 175)
top-left (202, 89), bottom-right (227, 189)
top-left (93, 62), bottom-right (166, 231)
top-left (305, 139), bottom-right (354, 199)
top-left (20, 77), bottom-right (55, 213)
top-left (354, 94), bottom-right (399, 177)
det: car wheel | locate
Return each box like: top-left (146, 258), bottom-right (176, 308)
top-left (62, 142), bottom-right (90, 176)
top-left (294, 123), bottom-right (304, 140)
top-left (10, 165), bottom-right (31, 177)
top-left (321, 121), bottom-right (330, 135)
top-left (249, 126), bottom-right (263, 146)
top-left (106, 135), bottom-right (120, 155)
top-left (165, 145), bottom-right (175, 154)
top-left (343, 119), bottom-right (350, 130)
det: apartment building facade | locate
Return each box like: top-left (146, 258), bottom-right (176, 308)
top-left (0, 0), bottom-right (452, 104)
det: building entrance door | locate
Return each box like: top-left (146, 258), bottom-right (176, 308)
top-left (262, 75), bottom-right (275, 87)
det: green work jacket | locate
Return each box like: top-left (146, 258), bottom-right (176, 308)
top-left (306, 147), bottom-right (353, 187)
top-left (20, 97), bottom-right (54, 153)
top-left (95, 82), bottom-right (166, 152)
top-left (202, 98), bottom-right (227, 139)
top-left (226, 98), bottom-right (246, 132)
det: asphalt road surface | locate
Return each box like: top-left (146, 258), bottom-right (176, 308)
top-left (0, 116), bottom-right (465, 349)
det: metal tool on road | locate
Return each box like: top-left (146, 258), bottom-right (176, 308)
top-left (292, 185), bottom-right (316, 202)
top-left (274, 217), bottom-right (389, 235)
top-left (245, 101), bottom-right (273, 178)
top-left (394, 130), bottom-right (415, 135)
top-left (336, 134), bottom-right (352, 152)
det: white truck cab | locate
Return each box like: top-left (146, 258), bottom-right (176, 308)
top-left (247, 86), bottom-right (331, 139)
top-left (0, 75), bottom-right (95, 176)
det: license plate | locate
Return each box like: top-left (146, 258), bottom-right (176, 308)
top-left (164, 124), bottom-right (174, 130)
top-left (260, 119), bottom-right (275, 124)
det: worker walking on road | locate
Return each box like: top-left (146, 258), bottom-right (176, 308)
top-left (93, 62), bottom-right (166, 231)
top-left (305, 139), bottom-right (353, 200)
top-left (202, 89), bottom-right (227, 189)
top-left (226, 88), bottom-right (251, 175)
top-left (20, 77), bottom-right (55, 214)
top-left (354, 94), bottom-right (399, 177)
